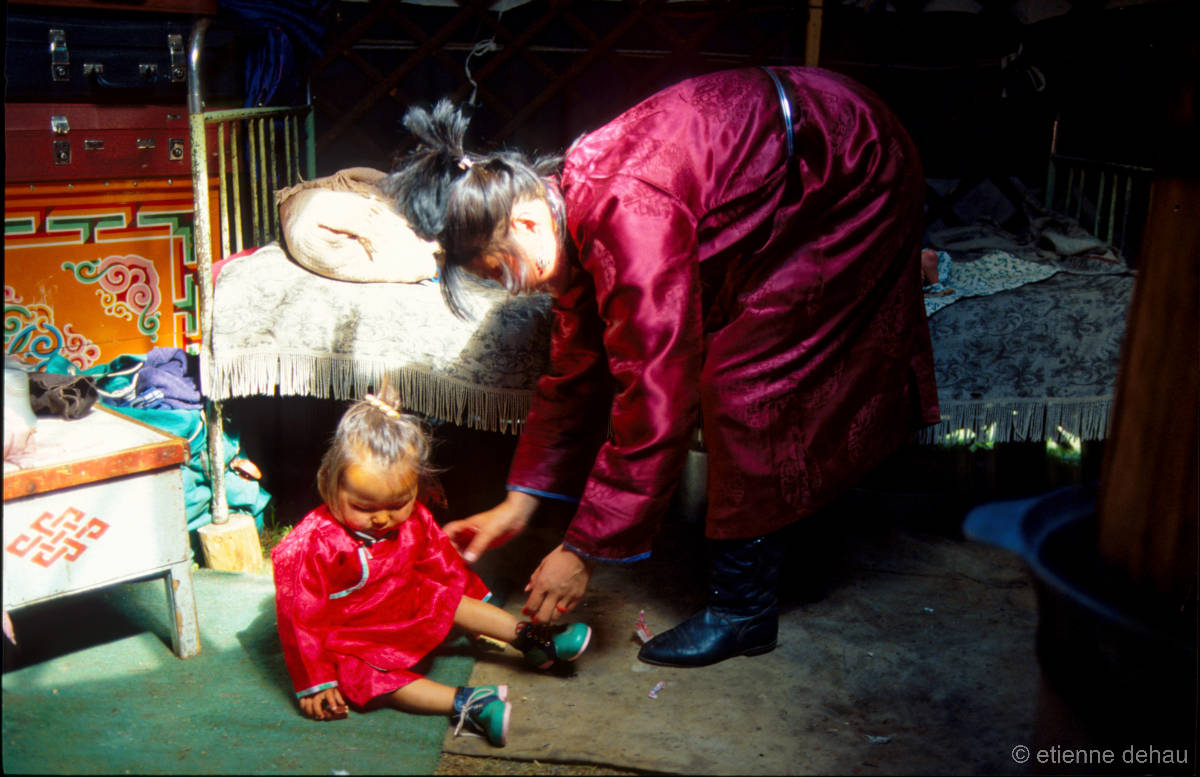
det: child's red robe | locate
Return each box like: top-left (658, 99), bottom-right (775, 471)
top-left (272, 502), bottom-right (489, 704)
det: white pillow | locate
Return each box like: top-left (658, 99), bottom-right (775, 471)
top-left (279, 188), bottom-right (439, 283)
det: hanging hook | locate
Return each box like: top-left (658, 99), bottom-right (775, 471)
top-left (464, 8), bottom-right (504, 107)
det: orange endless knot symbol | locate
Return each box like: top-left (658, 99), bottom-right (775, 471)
top-left (5, 507), bottom-right (110, 567)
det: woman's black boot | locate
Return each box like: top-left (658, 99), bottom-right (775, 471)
top-left (637, 533), bottom-right (783, 668)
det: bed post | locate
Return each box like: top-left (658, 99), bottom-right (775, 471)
top-left (187, 18), bottom-right (228, 529)
top-left (188, 18), bottom-right (264, 573)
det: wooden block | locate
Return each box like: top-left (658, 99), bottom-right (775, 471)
top-left (197, 512), bottom-right (263, 574)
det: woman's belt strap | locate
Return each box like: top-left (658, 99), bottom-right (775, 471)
top-left (759, 66), bottom-right (795, 159)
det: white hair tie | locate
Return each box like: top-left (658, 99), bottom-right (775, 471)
top-left (458, 155), bottom-right (473, 171)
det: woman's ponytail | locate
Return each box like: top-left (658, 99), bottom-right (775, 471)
top-left (386, 99), bottom-right (471, 240)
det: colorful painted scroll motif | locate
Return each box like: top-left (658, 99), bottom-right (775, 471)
top-left (4, 178), bottom-right (218, 370)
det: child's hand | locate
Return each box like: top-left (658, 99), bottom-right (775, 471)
top-left (300, 688), bottom-right (349, 721)
top-left (444, 491), bottom-right (537, 563)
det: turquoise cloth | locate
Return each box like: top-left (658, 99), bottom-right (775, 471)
top-left (107, 405), bottom-right (272, 532)
top-left (40, 353), bottom-right (272, 533)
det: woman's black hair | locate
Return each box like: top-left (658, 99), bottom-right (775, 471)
top-left (386, 99), bottom-right (469, 240)
top-left (385, 99), bottom-right (564, 319)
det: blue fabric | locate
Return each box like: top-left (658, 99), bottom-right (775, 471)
top-left (46, 347), bottom-right (202, 410)
top-left (135, 348), bottom-right (203, 410)
top-left (219, 0), bottom-right (330, 107)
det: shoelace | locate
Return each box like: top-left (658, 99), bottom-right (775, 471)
top-left (519, 622), bottom-right (557, 651)
top-left (452, 687), bottom-right (494, 738)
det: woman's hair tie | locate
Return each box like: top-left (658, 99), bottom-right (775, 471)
top-left (363, 392), bottom-right (402, 419)
top-left (458, 155), bottom-right (473, 171)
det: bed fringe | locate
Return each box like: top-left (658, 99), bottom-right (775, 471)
top-left (917, 396), bottom-right (1114, 445)
top-left (210, 356), bottom-right (1114, 444)
top-left (210, 354), bottom-right (533, 434)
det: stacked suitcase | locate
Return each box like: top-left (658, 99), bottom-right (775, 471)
top-left (4, 1), bottom-right (227, 370)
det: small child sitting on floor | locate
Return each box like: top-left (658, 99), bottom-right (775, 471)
top-left (271, 386), bottom-right (591, 746)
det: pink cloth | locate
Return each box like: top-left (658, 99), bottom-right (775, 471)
top-left (271, 502), bottom-right (489, 705)
top-left (507, 67), bottom-right (939, 561)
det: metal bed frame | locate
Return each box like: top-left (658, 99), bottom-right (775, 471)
top-left (187, 17), bottom-right (316, 526)
top-left (1043, 117), bottom-right (1154, 263)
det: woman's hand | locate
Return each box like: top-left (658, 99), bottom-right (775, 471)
top-left (443, 490), bottom-right (538, 563)
top-left (300, 687), bottom-right (348, 721)
top-left (522, 544), bottom-right (595, 623)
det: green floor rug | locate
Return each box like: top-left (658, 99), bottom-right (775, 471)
top-left (2, 569), bottom-right (477, 775)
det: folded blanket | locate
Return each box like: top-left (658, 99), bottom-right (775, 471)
top-left (132, 347), bottom-right (203, 410)
top-left (276, 167), bottom-right (439, 283)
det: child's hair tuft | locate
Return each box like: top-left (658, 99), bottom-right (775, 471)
top-left (316, 383), bottom-right (441, 507)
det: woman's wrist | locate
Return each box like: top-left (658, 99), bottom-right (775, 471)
top-left (504, 489), bottom-right (539, 527)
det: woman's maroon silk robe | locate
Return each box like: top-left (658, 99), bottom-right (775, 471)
top-left (507, 67), bottom-right (939, 562)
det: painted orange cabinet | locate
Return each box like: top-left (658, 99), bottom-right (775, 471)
top-left (4, 176), bottom-right (219, 370)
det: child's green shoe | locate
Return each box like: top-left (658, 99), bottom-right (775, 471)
top-left (451, 685), bottom-right (510, 747)
top-left (513, 621), bottom-right (593, 670)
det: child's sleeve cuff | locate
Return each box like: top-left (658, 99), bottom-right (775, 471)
top-left (296, 680), bottom-right (338, 699)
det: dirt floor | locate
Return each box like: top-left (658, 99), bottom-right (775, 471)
top-left (236, 398), bottom-right (1121, 776)
top-left (7, 395), bottom-right (1189, 775)
top-left (257, 473), bottom-right (1048, 776)
top-left (435, 754), bottom-right (644, 775)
